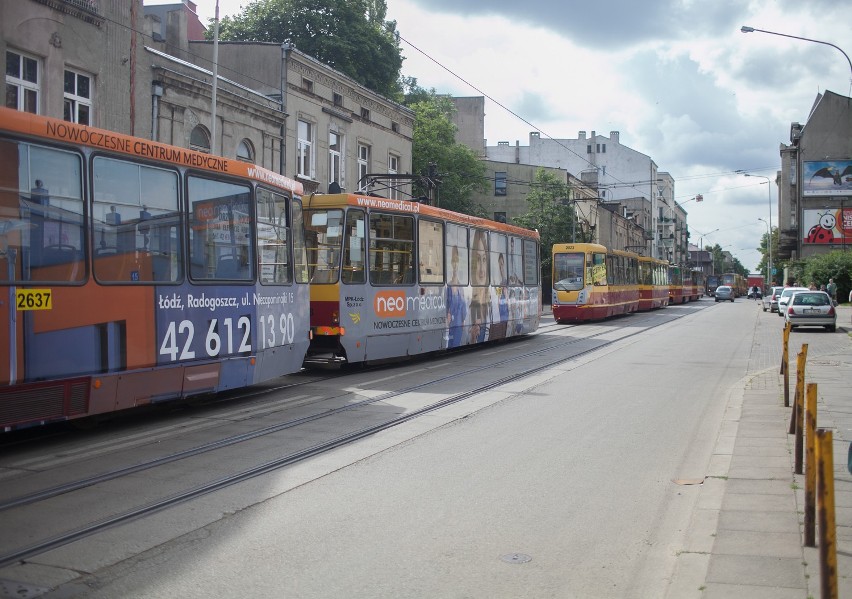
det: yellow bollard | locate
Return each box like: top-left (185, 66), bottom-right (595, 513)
top-left (804, 383), bottom-right (817, 547)
top-left (782, 322), bottom-right (791, 406)
top-left (816, 429), bottom-right (838, 599)
top-left (789, 347), bottom-right (806, 437)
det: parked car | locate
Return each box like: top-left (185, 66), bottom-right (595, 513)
top-left (764, 286), bottom-right (784, 312)
top-left (715, 285), bottom-right (735, 302)
top-left (784, 290), bottom-right (837, 332)
top-left (777, 287), bottom-right (810, 316)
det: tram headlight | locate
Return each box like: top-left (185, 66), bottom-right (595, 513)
top-left (332, 310), bottom-right (339, 325)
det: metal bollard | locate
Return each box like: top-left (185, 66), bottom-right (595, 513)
top-left (804, 383), bottom-right (817, 547)
top-left (816, 428), bottom-right (838, 599)
top-left (781, 322), bottom-right (791, 407)
top-left (789, 344), bottom-right (808, 437)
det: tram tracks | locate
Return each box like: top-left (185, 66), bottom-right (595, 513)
top-left (0, 309), bottom-right (692, 571)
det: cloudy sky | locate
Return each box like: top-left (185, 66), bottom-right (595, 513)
top-left (185, 0), bottom-right (851, 271)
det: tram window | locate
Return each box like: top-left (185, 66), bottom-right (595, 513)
top-left (0, 141), bottom-right (84, 283)
top-left (522, 239), bottom-right (538, 285)
top-left (93, 156), bottom-right (181, 283)
top-left (489, 232), bottom-right (507, 287)
top-left (342, 209), bottom-right (366, 284)
top-left (304, 209), bottom-right (343, 284)
top-left (446, 223), bottom-right (468, 286)
top-left (292, 200), bottom-right (309, 283)
top-left (256, 187), bottom-right (292, 284)
top-left (188, 176), bottom-right (253, 282)
top-left (369, 213), bottom-right (414, 285)
top-left (470, 229), bottom-right (489, 286)
top-left (553, 252), bottom-right (584, 291)
top-left (418, 219), bottom-right (444, 284)
top-left (592, 253), bottom-right (607, 286)
top-left (508, 237), bottom-right (523, 285)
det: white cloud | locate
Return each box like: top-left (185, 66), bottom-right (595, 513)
top-left (188, 0), bottom-right (850, 271)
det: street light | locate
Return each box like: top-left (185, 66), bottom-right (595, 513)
top-left (757, 218), bottom-right (771, 283)
top-left (738, 172), bottom-right (773, 284)
top-left (740, 26), bottom-right (852, 84)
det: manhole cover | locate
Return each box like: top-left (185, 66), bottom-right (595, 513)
top-left (500, 553), bottom-right (532, 564)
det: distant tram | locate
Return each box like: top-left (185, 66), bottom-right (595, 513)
top-left (638, 256), bottom-right (670, 311)
top-left (551, 243), bottom-right (640, 322)
top-left (0, 107), bottom-right (310, 431)
top-left (302, 194), bottom-right (542, 365)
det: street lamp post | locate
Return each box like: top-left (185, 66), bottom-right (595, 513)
top-left (738, 172), bottom-right (773, 285)
top-left (740, 26), bottom-right (852, 84)
top-left (758, 217), bottom-right (771, 285)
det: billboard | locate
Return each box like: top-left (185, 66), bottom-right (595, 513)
top-left (802, 207), bottom-right (852, 244)
top-left (803, 160), bottom-right (852, 196)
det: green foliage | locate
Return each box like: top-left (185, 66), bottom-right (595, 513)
top-left (513, 169), bottom-right (577, 278)
top-left (409, 93), bottom-right (487, 215)
top-left (213, 0), bottom-right (403, 97)
top-left (799, 250), bottom-right (852, 302)
top-left (756, 227), bottom-right (781, 284)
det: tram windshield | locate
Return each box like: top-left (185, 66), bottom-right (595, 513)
top-left (304, 209), bottom-right (343, 283)
top-left (553, 252), bottom-right (584, 291)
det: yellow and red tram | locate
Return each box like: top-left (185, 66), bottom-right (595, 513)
top-left (551, 243), bottom-right (640, 322)
top-left (638, 255), bottom-right (670, 311)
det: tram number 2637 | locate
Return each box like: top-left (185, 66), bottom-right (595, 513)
top-left (159, 314), bottom-right (296, 362)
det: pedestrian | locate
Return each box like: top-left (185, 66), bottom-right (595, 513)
top-left (826, 278), bottom-right (837, 302)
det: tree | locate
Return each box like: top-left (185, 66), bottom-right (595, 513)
top-left (756, 227), bottom-right (781, 284)
top-left (513, 168), bottom-right (577, 283)
top-left (409, 93), bottom-right (487, 215)
top-left (801, 249), bottom-right (852, 302)
top-left (213, 0), bottom-right (403, 98)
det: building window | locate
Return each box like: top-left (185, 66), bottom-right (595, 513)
top-left (333, 92), bottom-right (343, 107)
top-left (587, 144), bottom-right (592, 154)
top-left (494, 212), bottom-right (507, 223)
top-left (302, 78), bottom-right (313, 93)
top-left (6, 50), bottom-right (40, 113)
top-left (391, 121), bottom-right (400, 133)
top-left (495, 171), bottom-right (507, 196)
top-left (236, 139), bottom-right (254, 163)
top-left (388, 153), bottom-right (400, 200)
top-left (190, 125), bottom-right (210, 153)
top-left (361, 107), bottom-right (370, 121)
top-left (329, 131), bottom-right (343, 189)
top-left (297, 120), bottom-right (314, 179)
top-left (64, 69), bottom-right (92, 125)
top-left (601, 143), bottom-right (606, 153)
top-left (357, 143), bottom-right (370, 190)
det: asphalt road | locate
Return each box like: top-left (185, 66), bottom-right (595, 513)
top-left (35, 299), bottom-right (763, 598)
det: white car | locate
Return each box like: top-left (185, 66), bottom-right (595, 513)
top-left (784, 290), bottom-right (837, 332)
top-left (776, 287), bottom-right (809, 316)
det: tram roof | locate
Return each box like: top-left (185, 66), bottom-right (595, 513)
top-left (0, 107), bottom-right (303, 196)
top-left (303, 193), bottom-right (540, 239)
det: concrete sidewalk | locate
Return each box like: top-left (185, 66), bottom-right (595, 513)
top-left (668, 303), bottom-right (852, 598)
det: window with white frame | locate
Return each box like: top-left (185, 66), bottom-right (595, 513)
top-left (297, 120), bottom-right (314, 179)
top-left (189, 125), bottom-right (210, 153)
top-left (357, 143), bottom-right (370, 190)
top-left (6, 50), bottom-right (40, 113)
top-left (64, 69), bottom-right (92, 125)
top-left (328, 131), bottom-right (343, 188)
top-left (388, 153), bottom-right (399, 200)
top-left (236, 139), bottom-right (254, 163)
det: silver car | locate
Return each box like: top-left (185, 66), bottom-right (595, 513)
top-left (777, 287), bottom-right (809, 317)
top-left (714, 285), bottom-right (735, 302)
top-left (784, 290), bottom-right (837, 332)
top-left (763, 286), bottom-right (783, 312)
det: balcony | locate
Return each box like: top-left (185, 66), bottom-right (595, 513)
top-left (33, 0), bottom-right (103, 26)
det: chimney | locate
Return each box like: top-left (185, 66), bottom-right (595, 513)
top-left (610, 131), bottom-right (619, 144)
top-left (578, 131), bottom-right (586, 140)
